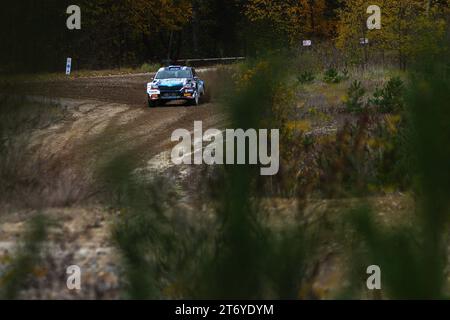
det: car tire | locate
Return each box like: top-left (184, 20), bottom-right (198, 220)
top-left (148, 98), bottom-right (158, 108)
top-left (188, 92), bottom-right (200, 106)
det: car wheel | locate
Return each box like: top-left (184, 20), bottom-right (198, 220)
top-left (191, 92), bottom-right (200, 106)
top-left (148, 98), bottom-right (158, 108)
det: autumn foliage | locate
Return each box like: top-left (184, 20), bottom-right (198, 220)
top-left (1, 1), bottom-right (449, 72)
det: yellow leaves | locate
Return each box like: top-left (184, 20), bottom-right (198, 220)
top-left (316, 134), bottom-right (336, 146)
top-left (86, 0), bottom-right (192, 35)
top-left (336, 0), bottom-right (384, 50)
top-left (234, 61), bottom-right (270, 89)
top-left (162, 281), bottom-right (185, 298)
top-left (381, 185), bottom-right (396, 194)
top-left (365, 115), bottom-right (402, 155)
top-left (0, 254), bottom-right (12, 265)
top-left (286, 120), bottom-right (312, 133)
top-left (367, 137), bottom-right (393, 152)
top-left (148, 0), bottom-right (192, 32)
top-left (385, 114), bottom-right (402, 135)
top-left (336, 0), bottom-right (449, 58)
top-left (367, 138), bottom-right (379, 148)
top-left (245, 0), bottom-right (331, 42)
top-left (307, 108), bottom-right (332, 122)
top-left (32, 266), bottom-right (48, 278)
top-left (298, 257), bottom-right (343, 300)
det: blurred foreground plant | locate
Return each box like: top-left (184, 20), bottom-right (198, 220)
top-left (100, 153), bottom-right (199, 299)
top-left (345, 49), bottom-right (450, 299)
top-left (0, 215), bottom-right (47, 299)
top-left (193, 55), bottom-right (313, 299)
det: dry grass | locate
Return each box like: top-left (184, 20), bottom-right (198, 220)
top-left (0, 66), bottom-right (155, 85)
top-left (0, 97), bottom-right (91, 211)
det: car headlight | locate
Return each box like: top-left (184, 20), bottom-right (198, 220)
top-left (184, 82), bottom-right (194, 88)
top-left (150, 83), bottom-right (159, 89)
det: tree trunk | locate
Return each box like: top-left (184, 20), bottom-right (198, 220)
top-left (192, 0), bottom-right (200, 56)
top-left (167, 30), bottom-right (174, 62)
top-left (426, 0), bottom-right (431, 16)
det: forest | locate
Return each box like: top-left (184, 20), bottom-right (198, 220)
top-left (1, 0), bottom-right (448, 73)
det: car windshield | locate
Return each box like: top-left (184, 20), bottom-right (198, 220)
top-left (156, 69), bottom-right (191, 79)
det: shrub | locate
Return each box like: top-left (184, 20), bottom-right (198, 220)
top-left (345, 80), bottom-right (366, 113)
top-left (323, 68), bottom-right (339, 83)
top-left (369, 77), bottom-right (405, 113)
top-left (0, 215), bottom-right (48, 299)
top-left (341, 68), bottom-right (350, 80)
top-left (297, 71), bottom-right (315, 84)
top-left (323, 68), bottom-right (347, 84)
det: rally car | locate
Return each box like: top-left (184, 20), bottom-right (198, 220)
top-left (146, 66), bottom-right (205, 108)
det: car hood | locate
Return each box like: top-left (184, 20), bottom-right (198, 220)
top-left (153, 78), bottom-right (189, 86)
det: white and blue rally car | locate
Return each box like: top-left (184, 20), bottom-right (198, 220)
top-left (146, 66), bottom-right (205, 108)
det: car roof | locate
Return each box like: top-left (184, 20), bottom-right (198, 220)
top-left (158, 65), bottom-right (192, 72)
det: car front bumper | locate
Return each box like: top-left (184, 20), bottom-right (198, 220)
top-left (147, 88), bottom-right (196, 100)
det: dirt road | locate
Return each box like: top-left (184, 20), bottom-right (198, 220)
top-left (19, 72), bottom-right (228, 175)
top-left (20, 74), bottom-right (159, 107)
top-left (0, 71), bottom-right (229, 299)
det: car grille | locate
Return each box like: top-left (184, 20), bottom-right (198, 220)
top-left (159, 85), bottom-right (183, 91)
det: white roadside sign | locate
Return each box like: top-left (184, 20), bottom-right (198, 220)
top-left (302, 40), bottom-right (312, 47)
top-left (66, 57), bottom-right (72, 75)
top-left (360, 38), bottom-right (369, 45)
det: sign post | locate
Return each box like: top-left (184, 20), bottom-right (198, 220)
top-left (360, 38), bottom-right (369, 45)
top-left (66, 57), bottom-right (72, 75)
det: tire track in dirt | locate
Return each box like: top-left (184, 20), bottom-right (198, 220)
top-left (20, 73), bottom-right (228, 199)
top-left (0, 72), bottom-right (229, 299)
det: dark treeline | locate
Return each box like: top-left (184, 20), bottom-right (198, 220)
top-left (0, 0), bottom-right (342, 73)
top-left (2, 1), bottom-right (448, 74)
